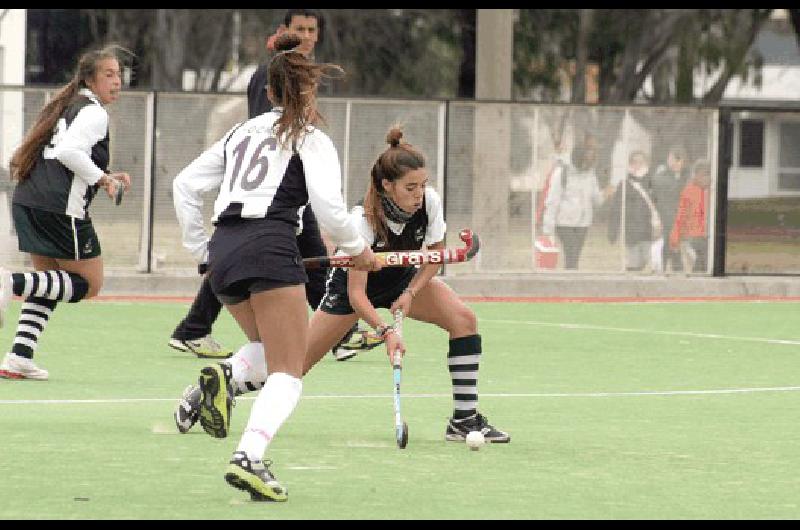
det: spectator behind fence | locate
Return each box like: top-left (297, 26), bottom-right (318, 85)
top-left (669, 159), bottom-right (711, 273)
top-left (540, 137), bottom-right (611, 269)
top-left (607, 150), bottom-right (661, 272)
top-left (650, 145), bottom-right (689, 272)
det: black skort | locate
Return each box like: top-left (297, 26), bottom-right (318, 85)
top-left (12, 203), bottom-right (101, 260)
top-left (207, 218), bottom-right (307, 305)
top-left (319, 267), bottom-right (415, 315)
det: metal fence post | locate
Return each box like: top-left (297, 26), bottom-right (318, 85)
top-left (713, 109), bottom-right (732, 277)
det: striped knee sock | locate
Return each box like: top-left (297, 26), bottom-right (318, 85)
top-left (10, 297), bottom-right (57, 360)
top-left (448, 334), bottom-right (482, 419)
top-left (11, 271), bottom-right (89, 302)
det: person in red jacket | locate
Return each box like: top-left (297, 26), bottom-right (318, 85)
top-left (669, 159), bottom-right (711, 273)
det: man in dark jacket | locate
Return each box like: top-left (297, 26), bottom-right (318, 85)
top-left (650, 146), bottom-right (689, 272)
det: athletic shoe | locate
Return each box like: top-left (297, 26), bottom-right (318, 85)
top-left (224, 451), bottom-right (287, 502)
top-left (168, 335), bottom-right (233, 359)
top-left (0, 352), bottom-right (49, 381)
top-left (0, 268), bottom-right (13, 328)
top-left (174, 384), bottom-right (201, 434)
top-left (445, 412), bottom-right (510, 443)
top-left (332, 323), bottom-right (385, 361)
top-left (197, 362), bottom-right (235, 438)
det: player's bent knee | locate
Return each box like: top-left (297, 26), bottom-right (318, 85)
top-left (458, 307), bottom-right (478, 334)
top-left (443, 307), bottom-right (477, 336)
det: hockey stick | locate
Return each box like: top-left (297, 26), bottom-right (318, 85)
top-left (303, 228), bottom-right (480, 269)
top-left (391, 308), bottom-right (408, 449)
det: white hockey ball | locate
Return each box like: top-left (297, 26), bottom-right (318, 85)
top-left (466, 430), bottom-right (485, 451)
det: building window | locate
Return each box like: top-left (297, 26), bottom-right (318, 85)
top-left (778, 122), bottom-right (800, 191)
top-left (739, 119), bottom-right (764, 168)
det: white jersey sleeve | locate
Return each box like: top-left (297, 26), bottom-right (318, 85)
top-left (423, 186), bottom-right (446, 246)
top-left (298, 130), bottom-right (365, 256)
top-left (350, 205), bottom-right (376, 246)
top-left (50, 103), bottom-right (108, 186)
top-left (172, 129), bottom-right (230, 263)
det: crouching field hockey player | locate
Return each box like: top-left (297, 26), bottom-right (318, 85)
top-left (174, 127), bottom-right (509, 468)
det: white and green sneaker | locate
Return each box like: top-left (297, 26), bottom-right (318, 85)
top-left (174, 384), bottom-right (201, 434)
top-left (332, 323), bottom-right (385, 361)
top-left (224, 451), bottom-right (288, 502)
top-left (168, 335), bottom-right (233, 359)
top-left (197, 362), bottom-right (235, 438)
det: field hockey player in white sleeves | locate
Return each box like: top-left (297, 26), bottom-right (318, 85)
top-left (171, 33), bottom-right (380, 502)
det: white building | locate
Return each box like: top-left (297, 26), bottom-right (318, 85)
top-left (721, 13), bottom-right (800, 199)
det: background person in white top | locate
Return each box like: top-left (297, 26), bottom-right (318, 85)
top-left (541, 137), bottom-right (611, 270)
top-left (0, 45), bottom-right (131, 381)
top-left (171, 33), bottom-right (380, 502)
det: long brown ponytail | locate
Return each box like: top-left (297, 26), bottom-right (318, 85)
top-left (363, 127), bottom-right (426, 244)
top-left (9, 45), bottom-right (124, 182)
top-left (267, 33), bottom-right (343, 147)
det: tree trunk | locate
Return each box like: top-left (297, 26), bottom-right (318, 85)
top-left (457, 9), bottom-right (476, 98)
top-left (701, 10), bottom-right (772, 104)
top-left (789, 10), bottom-right (800, 51)
top-left (150, 10), bottom-right (192, 90)
top-left (675, 30), bottom-right (696, 103)
top-left (571, 9), bottom-right (593, 103)
top-left (607, 10), bottom-right (693, 103)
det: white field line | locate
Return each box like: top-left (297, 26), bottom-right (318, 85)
top-left (481, 318), bottom-right (800, 346)
top-left (2, 386), bottom-right (800, 405)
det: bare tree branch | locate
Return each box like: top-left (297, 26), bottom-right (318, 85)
top-left (701, 9), bottom-right (772, 104)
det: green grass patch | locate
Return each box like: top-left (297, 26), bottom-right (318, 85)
top-left (1, 300), bottom-right (799, 519)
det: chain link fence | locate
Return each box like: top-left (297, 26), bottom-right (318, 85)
top-left (5, 86), bottom-right (780, 277)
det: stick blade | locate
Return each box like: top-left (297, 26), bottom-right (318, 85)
top-left (397, 421), bottom-right (408, 449)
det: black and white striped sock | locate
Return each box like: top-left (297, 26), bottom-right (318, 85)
top-left (448, 334), bottom-right (482, 420)
top-left (11, 271), bottom-right (89, 303)
top-left (10, 297), bottom-right (57, 360)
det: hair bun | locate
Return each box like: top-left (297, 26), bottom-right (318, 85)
top-left (386, 128), bottom-right (403, 148)
top-left (274, 33), bottom-right (302, 53)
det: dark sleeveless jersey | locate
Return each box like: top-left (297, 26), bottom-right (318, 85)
top-left (13, 95), bottom-right (110, 219)
top-left (329, 196), bottom-right (430, 298)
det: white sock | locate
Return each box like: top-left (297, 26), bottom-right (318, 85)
top-left (229, 342), bottom-right (267, 394)
top-left (236, 372), bottom-right (302, 462)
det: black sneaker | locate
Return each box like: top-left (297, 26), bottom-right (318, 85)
top-left (224, 451), bottom-right (288, 502)
top-left (174, 384), bottom-right (201, 434)
top-left (198, 362), bottom-right (235, 438)
top-left (445, 412), bottom-right (510, 443)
